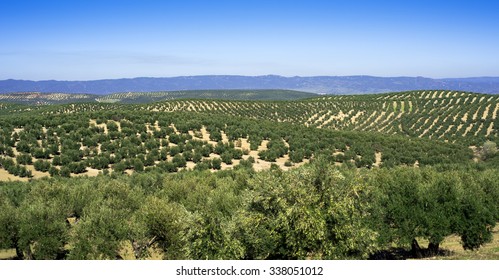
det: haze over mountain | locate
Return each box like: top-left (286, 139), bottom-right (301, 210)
top-left (1, 75), bottom-right (499, 95)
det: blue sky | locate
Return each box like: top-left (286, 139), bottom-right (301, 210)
top-left (1, 0), bottom-right (498, 80)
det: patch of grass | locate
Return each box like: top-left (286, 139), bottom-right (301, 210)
top-left (421, 225), bottom-right (499, 260)
top-left (0, 249), bottom-right (16, 260)
top-left (370, 225), bottom-right (499, 260)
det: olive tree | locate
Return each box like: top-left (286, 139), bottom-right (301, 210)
top-left (240, 159), bottom-right (379, 259)
top-left (482, 141), bottom-right (497, 160)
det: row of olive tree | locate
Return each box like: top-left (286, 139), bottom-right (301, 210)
top-left (370, 166), bottom-right (499, 257)
top-left (1, 160), bottom-right (497, 259)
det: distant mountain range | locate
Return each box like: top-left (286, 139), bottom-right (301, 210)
top-left (1, 75), bottom-right (499, 95)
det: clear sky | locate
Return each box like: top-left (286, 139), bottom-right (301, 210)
top-left (1, 0), bottom-right (498, 80)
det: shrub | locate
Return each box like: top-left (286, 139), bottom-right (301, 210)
top-left (211, 158), bottom-right (222, 170)
top-left (33, 160), bottom-right (51, 172)
top-left (221, 152), bottom-right (233, 165)
top-left (16, 153), bottom-right (32, 165)
top-left (172, 154), bottom-right (187, 168)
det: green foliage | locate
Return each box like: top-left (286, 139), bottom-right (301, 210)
top-left (454, 172), bottom-right (496, 250)
top-left (68, 180), bottom-right (144, 259)
top-left (68, 161), bottom-right (87, 174)
top-left (220, 152), bottom-right (232, 165)
top-left (0, 91), bottom-right (498, 260)
top-left (60, 166), bottom-right (71, 178)
top-left (16, 182), bottom-right (72, 259)
top-left (112, 161), bottom-right (126, 174)
top-left (131, 197), bottom-right (192, 259)
top-left (370, 167), bottom-right (498, 255)
top-left (16, 153), bottom-right (32, 165)
top-left (482, 141), bottom-right (497, 160)
top-left (48, 166), bottom-right (60, 177)
top-left (33, 160), bottom-right (51, 172)
top-left (0, 103), bottom-right (478, 181)
top-left (106, 121), bottom-right (119, 132)
top-left (133, 158), bottom-right (144, 172)
top-left (88, 155), bottom-right (110, 170)
top-left (0, 161), bottom-right (497, 260)
top-left (211, 158), bottom-right (222, 170)
top-left (0, 197), bottom-right (18, 252)
top-left (194, 160), bottom-right (211, 171)
top-left (172, 154), bottom-right (187, 168)
top-left (91, 89), bottom-right (318, 104)
top-left (240, 160), bottom-right (379, 259)
top-left (188, 178), bottom-right (246, 259)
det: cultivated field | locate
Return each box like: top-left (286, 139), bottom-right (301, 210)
top-left (0, 89), bottom-right (317, 105)
top-left (7, 90), bottom-right (496, 146)
top-left (0, 107), bottom-right (472, 181)
top-left (0, 90), bottom-right (497, 260)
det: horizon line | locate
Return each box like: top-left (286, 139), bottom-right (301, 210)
top-left (2, 74), bottom-right (499, 82)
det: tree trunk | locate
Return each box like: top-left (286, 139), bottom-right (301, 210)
top-left (428, 242), bottom-right (440, 256)
top-left (15, 245), bottom-right (24, 260)
top-left (132, 236), bottom-right (157, 260)
top-left (24, 245), bottom-right (33, 260)
top-left (411, 239), bottom-right (423, 258)
top-left (132, 240), bottom-right (142, 260)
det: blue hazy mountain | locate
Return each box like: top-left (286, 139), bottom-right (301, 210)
top-left (1, 75), bottom-right (498, 95)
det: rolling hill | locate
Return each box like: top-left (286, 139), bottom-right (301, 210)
top-left (0, 100), bottom-right (474, 182)
top-left (0, 92), bottom-right (97, 105)
top-left (1, 88), bottom-right (497, 261)
top-left (0, 89), bottom-right (317, 105)
top-left (3, 90), bottom-right (497, 146)
top-left (95, 89), bottom-right (318, 103)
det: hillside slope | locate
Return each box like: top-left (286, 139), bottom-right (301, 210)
top-left (0, 109), bottom-right (472, 181)
top-left (0, 89), bottom-right (317, 105)
top-left (129, 90), bottom-right (498, 145)
top-left (8, 90), bottom-right (497, 146)
top-left (95, 89), bottom-right (318, 103)
top-left (0, 92), bottom-right (97, 105)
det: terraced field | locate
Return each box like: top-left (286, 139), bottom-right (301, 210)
top-left (19, 90), bottom-right (497, 145)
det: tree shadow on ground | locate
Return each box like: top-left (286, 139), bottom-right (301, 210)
top-left (369, 247), bottom-right (453, 260)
